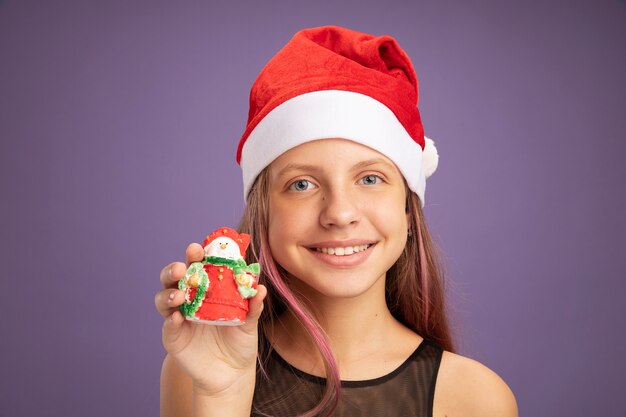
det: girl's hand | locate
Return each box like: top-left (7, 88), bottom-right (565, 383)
top-left (155, 243), bottom-right (267, 396)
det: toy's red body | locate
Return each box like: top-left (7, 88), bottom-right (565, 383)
top-left (194, 264), bottom-right (248, 323)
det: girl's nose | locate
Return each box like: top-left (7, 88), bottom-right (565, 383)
top-left (319, 189), bottom-right (361, 228)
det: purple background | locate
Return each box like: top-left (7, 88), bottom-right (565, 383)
top-left (1, 1), bottom-right (625, 416)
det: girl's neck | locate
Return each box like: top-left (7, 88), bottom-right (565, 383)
top-left (270, 278), bottom-right (422, 380)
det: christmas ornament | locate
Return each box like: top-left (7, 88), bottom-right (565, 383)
top-left (179, 227), bottom-right (260, 325)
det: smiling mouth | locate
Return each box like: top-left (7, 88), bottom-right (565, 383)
top-left (312, 244), bottom-right (373, 256)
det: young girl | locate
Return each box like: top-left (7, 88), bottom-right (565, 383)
top-left (155, 26), bottom-right (517, 417)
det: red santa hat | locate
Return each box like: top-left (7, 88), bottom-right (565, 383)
top-left (236, 25), bottom-right (439, 206)
top-left (203, 227), bottom-right (251, 259)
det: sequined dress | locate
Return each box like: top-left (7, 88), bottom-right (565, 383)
top-left (252, 339), bottom-right (443, 417)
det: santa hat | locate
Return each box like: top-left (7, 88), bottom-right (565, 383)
top-left (203, 227), bottom-right (251, 259)
top-left (237, 25), bottom-right (439, 206)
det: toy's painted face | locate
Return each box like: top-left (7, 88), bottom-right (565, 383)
top-left (204, 236), bottom-right (242, 260)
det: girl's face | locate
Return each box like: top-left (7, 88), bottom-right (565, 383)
top-left (267, 138), bottom-right (408, 301)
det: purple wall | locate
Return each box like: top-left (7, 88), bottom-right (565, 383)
top-left (2, 1), bottom-right (625, 415)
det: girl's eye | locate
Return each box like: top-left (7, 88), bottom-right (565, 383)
top-left (361, 175), bottom-right (382, 185)
top-left (288, 179), bottom-right (315, 191)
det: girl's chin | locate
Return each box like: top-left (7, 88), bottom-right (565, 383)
top-left (289, 271), bottom-right (386, 301)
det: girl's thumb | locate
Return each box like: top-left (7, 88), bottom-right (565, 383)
top-left (241, 285), bottom-right (267, 334)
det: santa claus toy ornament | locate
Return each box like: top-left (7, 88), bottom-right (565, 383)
top-left (178, 227), bottom-right (260, 325)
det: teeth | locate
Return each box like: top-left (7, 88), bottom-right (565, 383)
top-left (315, 244), bottom-right (371, 256)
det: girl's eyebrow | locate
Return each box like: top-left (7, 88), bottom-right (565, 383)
top-left (275, 163), bottom-right (320, 178)
top-left (352, 158), bottom-right (395, 171)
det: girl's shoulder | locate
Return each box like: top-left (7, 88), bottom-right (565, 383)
top-left (434, 350), bottom-right (518, 417)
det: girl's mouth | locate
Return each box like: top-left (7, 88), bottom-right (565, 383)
top-left (306, 243), bottom-right (376, 267)
top-left (313, 244), bottom-right (372, 256)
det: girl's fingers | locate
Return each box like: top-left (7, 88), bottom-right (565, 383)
top-left (185, 243), bottom-right (205, 266)
top-left (159, 241), bottom-right (203, 289)
top-left (160, 262), bottom-right (187, 288)
top-left (162, 310), bottom-right (187, 352)
top-left (155, 288), bottom-right (185, 318)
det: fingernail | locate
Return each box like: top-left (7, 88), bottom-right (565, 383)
top-left (169, 291), bottom-right (176, 301)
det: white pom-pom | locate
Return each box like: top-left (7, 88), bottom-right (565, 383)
top-left (422, 136), bottom-right (439, 178)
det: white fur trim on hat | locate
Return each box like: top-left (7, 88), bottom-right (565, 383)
top-left (240, 90), bottom-right (431, 206)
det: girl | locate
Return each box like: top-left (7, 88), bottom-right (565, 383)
top-left (155, 26), bottom-right (517, 417)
